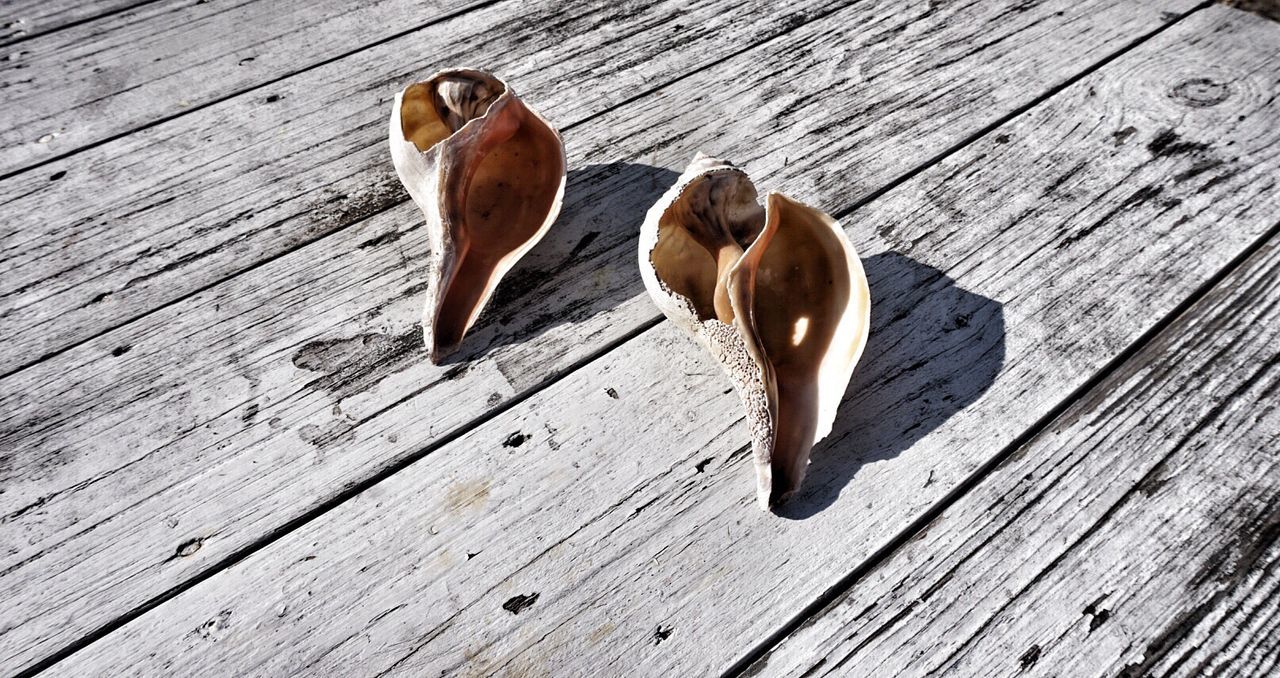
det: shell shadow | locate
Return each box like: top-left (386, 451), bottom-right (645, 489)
top-left (439, 162), bottom-right (678, 364)
top-left (774, 251), bottom-right (1006, 519)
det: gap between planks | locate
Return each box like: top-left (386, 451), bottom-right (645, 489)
top-left (14, 0), bottom-right (1243, 675)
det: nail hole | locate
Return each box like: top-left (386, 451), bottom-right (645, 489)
top-left (174, 537), bottom-right (203, 557)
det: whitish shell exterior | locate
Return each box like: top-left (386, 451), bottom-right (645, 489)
top-left (638, 153), bottom-right (871, 509)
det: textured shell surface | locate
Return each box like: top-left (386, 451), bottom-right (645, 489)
top-left (389, 68), bottom-right (567, 363)
top-left (639, 153), bottom-right (871, 509)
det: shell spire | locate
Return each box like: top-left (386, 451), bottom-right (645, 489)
top-left (389, 68), bottom-right (567, 363)
top-left (639, 154), bottom-right (871, 509)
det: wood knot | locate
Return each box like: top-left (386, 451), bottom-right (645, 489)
top-left (174, 537), bottom-right (203, 557)
top-left (1169, 78), bottom-right (1231, 108)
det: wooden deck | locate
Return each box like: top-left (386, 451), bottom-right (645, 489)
top-left (2, 1), bottom-right (1279, 675)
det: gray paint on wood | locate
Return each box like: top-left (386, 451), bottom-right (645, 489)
top-left (751, 239), bottom-right (1280, 678)
top-left (37, 5), bottom-right (1280, 676)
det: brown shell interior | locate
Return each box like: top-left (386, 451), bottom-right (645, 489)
top-left (400, 72), bottom-right (565, 359)
top-left (651, 171), bottom-right (765, 324)
top-left (743, 194), bottom-right (851, 503)
top-left (652, 175), bottom-right (851, 505)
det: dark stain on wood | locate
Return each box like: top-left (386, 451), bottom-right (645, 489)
top-left (653, 625), bottom-right (673, 645)
top-left (1018, 644), bottom-right (1041, 669)
top-left (1136, 466), bottom-right (1170, 497)
top-left (1196, 167), bottom-right (1243, 194)
top-left (502, 592), bottom-right (539, 615)
top-left (1111, 126), bottom-right (1137, 146)
top-left (1041, 160), bottom-right (1089, 197)
top-left (1120, 492), bottom-right (1280, 676)
top-left (297, 421), bottom-right (356, 450)
top-left (502, 432), bottom-right (530, 448)
top-left (1147, 129), bottom-right (1211, 158)
top-left (356, 228), bottom-right (404, 250)
top-left (308, 172), bottom-right (407, 230)
top-left (1173, 158), bottom-right (1225, 183)
top-left (291, 330), bottom-right (423, 401)
top-left (1057, 185), bottom-right (1166, 250)
top-left (568, 231), bottom-right (600, 259)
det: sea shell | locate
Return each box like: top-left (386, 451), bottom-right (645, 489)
top-left (639, 154), bottom-right (871, 509)
top-left (389, 68), bottom-right (566, 362)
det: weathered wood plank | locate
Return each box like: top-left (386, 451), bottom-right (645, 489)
top-left (0, 0), bottom-right (854, 376)
top-left (0, 0), bottom-right (143, 46)
top-left (0, 0), bottom-right (862, 669)
top-left (0, 0), bottom-right (485, 175)
top-left (41, 5), bottom-right (1280, 676)
top-left (749, 239), bottom-right (1280, 678)
top-left (0, 1), bottom-right (1207, 673)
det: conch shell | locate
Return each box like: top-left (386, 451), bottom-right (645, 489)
top-left (639, 154), bottom-right (870, 509)
top-left (389, 68), bottom-right (566, 362)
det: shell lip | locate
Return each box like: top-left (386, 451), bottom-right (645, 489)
top-left (394, 68), bottom-right (504, 149)
top-left (393, 67), bottom-right (566, 179)
top-left (392, 67), bottom-right (515, 157)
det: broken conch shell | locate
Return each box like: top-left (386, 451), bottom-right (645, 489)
top-left (639, 154), bottom-right (871, 509)
top-left (389, 68), bottom-right (566, 363)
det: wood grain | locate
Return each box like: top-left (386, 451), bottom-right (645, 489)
top-left (0, 0), bottom-right (1208, 673)
top-left (749, 239), bottom-right (1280, 678)
top-left (2, 0), bottom-right (1121, 665)
top-left (0, 0), bottom-right (853, 375)
top-left (0, 0), bottom-right (484, 174)
top-left (40, 5), bottom-right (1280, 676)
top-left (0, 0), bottom-right (144, 46)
